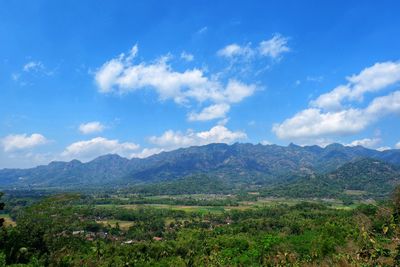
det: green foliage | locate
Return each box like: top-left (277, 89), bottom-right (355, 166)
top-left (0, 253), bottom-right (5, 267)
top-left (262, 158), bottom-right (400, 200)
top-left (127, 174), bottom-right (234, 195)
top-left (1, 189), bottom-right (400, 266)
top-left (0, 193), bottom-right (4, 228)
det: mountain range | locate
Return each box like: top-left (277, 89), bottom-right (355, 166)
top-left (1, 143), bottom-right (400, 196)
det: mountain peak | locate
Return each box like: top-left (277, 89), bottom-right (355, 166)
top-left (325, 143), bottom-right (345, 149)
top-left (288, 142), bottom-right (301, 148)
top-left (91, 154), bottom-right (127, 162)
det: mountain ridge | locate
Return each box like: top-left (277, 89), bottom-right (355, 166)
top-left (1, 142), bottom-right (399, 189)
top-left (262, 158), bottom-right (400, 199)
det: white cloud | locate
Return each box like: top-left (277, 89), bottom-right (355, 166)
top-left (23, 61), bottom-right (45, 72)
top-left (217, 43), bottom-right (254, 59)
top-left (273, 61), bottom-right (400, 142)
top-left (311, 85), bottom-right (350, 111)
top-left (180, 51), bottom-right (194, 62)
top-left (260, 140), bottom-right (271, 145)
top-left (347, 61), bottom-right (400, 97)
top-left (149, 125), bottom-right (247, 150)
top-left (258, 34), bottom-right (290, 59)
top-left (95, 45), bottom-right (256, 121)
top-left (365, 89), bottom-right (400, 115)
top-left (79, 121), bottom-right (105, 134)
top-left (188, 103), bottom-right (230, 121)
top-left (126, 44), bottom-right (138, 62)
top-left (11, 61), bottom-right (54, 84)
top-left (1, 133), bottom-right (48, 152)
top-left (377, 146), bottom-right (391, 151)
top-left (273, 90), bottom-right (400, 140)
top-left (188, 80), bottom-right (255, 121)
top-left (96, 50), bottom-right (216, 102)
top-left (217, 34), bottom-right (290, 61)
top-left (396, 142), bottom-right (400, 149)
top-left (61, 137), bottom-right (139, 162)
top-left (224, 80), bottom-right (256, 103)
top-left (346, 138), bottom-right (381, 148)
top-left (273, 108), bottom-right (368, 139)
top-left (217, 117), bottom-right (230, 126)
top-left (130, 147), bottom-right (165, 159)
top-left (312, 62), bottom-right (400, 110)
top-left (295, 138), bottom-right (335, 148)
top-left (95, 58), bottom-right (125, 93)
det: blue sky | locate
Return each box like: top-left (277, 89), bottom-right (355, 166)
top-left (1, 0), bottom-right (400, 168)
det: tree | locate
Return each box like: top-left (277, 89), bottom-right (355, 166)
top-left (0, 193), bottom-right (4, 228)
top-left (392, 186), bottom-right (400, 223)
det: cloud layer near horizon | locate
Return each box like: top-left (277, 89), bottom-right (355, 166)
top-left (273, 61), bottom-right (400, 143)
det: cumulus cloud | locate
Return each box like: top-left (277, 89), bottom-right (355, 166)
top-left (124, 125), bottom-right (247, 159)
top-left (273, 108), bottom-right (368, 139)
top-left (79, 121), bottom-right (105, 134)
top-left (274, 90), bottom-right (400, 140)
top-left (180, 51), bottom-right (194, 62)
top-left (224, 80), bottom-right (256, 103)
top-left (95, 58), bottom-right (125, 93)
top-left (95, 46), bottom-right (216, 101)
top-left (273, 61), bottom-right (400, 142)
top-left (346, 138), bottom-right (381, 148)
top-left (149, 125), bottom-right (247, 150)
top-left (1, 133), bottom-right (48, 152)
top-left (188, 80), bottom-right (256, 121)
top-left (94, 45), bottom-right (257, 121)
top-left (396, 142), bottom-right (400, 149)
top-left (61, 137), bottom-right (139, 162)
top-left (312, 62), bottom-right (400, 111)
top-left (188, 103), bottom-right (230, 121)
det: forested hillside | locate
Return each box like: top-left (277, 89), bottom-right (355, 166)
top-left (1, 191), bottom-right (400, 266)
top-left (1, 143), bottom-right (400, 190)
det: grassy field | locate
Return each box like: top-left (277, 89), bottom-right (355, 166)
top-left (344, 189), bottom-right (367, 196)
top-left (96, 203), bottom-right (228, 213)
top-left (96, 220), bottom-right (135, 230)
top-left (94, 195), bottom-right (358, 214)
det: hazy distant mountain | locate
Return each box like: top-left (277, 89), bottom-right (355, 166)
top-left (0, 143), bottom-right (399, 189)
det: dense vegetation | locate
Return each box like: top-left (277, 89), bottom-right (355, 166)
top-left (125, 175), bottom-right (234, 195)
top-left (0, 193), bottom-right (4, 228)
top-left (1, 189), bottom-right (400, 266)
top-left (261, 159), bottom-right (400, 200)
